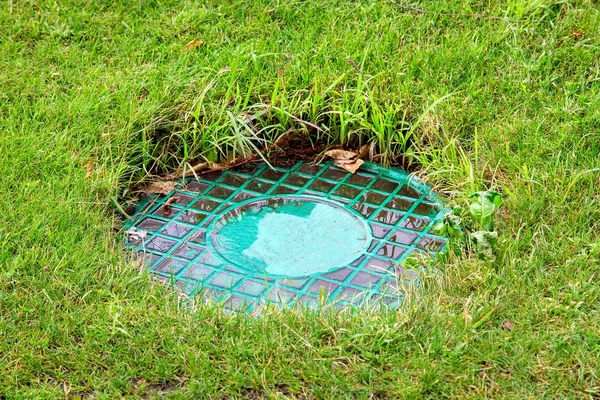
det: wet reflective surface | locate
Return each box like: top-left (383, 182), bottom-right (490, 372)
top-left (177, 210), bottom-right (207, 225)
top-left (211, 197), bottom-right (368, 276)
top-left (124, 161), bottom-right (446, 311)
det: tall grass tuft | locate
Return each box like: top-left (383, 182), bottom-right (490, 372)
top-left (138, 70), bottom-right (451, 177)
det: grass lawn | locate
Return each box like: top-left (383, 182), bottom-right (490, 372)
top-left (1, 0), bottom-right (600, 398)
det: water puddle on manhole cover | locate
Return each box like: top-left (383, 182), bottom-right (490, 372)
top-left (212, 197), bottom-right (370, 276)
top-left (124, 161), bottom-right (446, 311)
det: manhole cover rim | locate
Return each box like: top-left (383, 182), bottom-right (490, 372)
top-left (123, 160), bottom-right (448, 311)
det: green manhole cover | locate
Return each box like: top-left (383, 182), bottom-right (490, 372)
top-left (124, 161), bottom-right (446, 310)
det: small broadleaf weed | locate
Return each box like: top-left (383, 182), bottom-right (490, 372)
top-left (434, 190), bottom-right (502, 260)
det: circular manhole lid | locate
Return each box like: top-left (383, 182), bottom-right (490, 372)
top-left (211, 196), bottom-right (370, 277)
top-left (125, 161), bottom-right (446, 310)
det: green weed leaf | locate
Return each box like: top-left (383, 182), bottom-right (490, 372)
top-left (437, 191), bottom-right (502, 259)
top-left (471, 230), bottom-right (498, 259)
top-left (469, 194), bottom-right (494, 219)
top-left (469, 191), bottom-right (502, 231)
top-left (434, 212), bottom-right (464, 240)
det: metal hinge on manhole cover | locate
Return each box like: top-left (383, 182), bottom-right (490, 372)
top-left (124, 161), bottom-right (446, 311)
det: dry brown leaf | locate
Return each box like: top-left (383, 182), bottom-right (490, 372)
top-left (324, 149), bottom-right (364, 174)
top-left (502, 320), bottom-right (514, 331)
top-left (144, 181), bottom-right (178, 195)
top-left (165, 196), bottom-right (180, 206)
top-left (324, 149), bottom-right (358, 162)
top-left (358, 144), bottom-right (369, 159)
top-left (183, 39), bottom-right (204, 51)
top-left (85, 158), bottom-right (93, 178)
top-left (138, 88), bottom-right (149, 102)
top-left (162, 196), bottom-right (180, 216)
top-left (335, 158), bottom-right (364, 174)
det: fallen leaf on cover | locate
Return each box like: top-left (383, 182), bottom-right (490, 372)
top-left (324, 149), bottom-right (364, 174)
top-left (162, 196), bottom-right (181, 216)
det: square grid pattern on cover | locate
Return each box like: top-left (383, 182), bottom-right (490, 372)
top-left (125, 161), bottom-right (445, 311)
